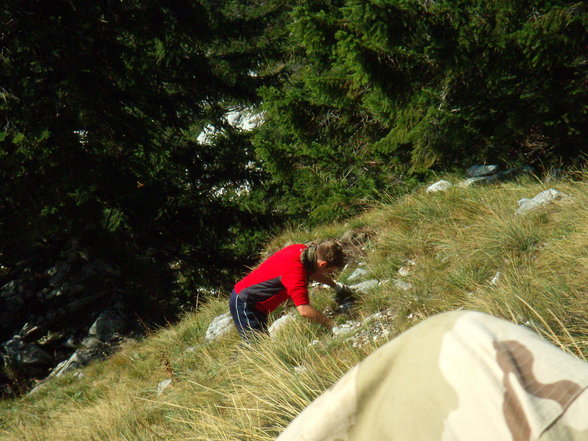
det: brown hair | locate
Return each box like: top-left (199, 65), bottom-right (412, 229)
top-left (316, 240), bottom-right (346, 269)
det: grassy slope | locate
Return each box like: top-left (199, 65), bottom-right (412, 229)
top-left (1, 173), bottom-right (587, 441)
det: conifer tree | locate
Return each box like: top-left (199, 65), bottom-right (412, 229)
top-left (255, 0), bottom-right (588, 222)
top-left (0, 0), bottom-right (284, 309)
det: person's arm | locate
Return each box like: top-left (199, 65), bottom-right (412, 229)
top-left (296, 304), bottom-right (334, 329)
top-left (310, 273), bottom-right (356, 306)
top-left (309, 273), bottom-right (336, 288)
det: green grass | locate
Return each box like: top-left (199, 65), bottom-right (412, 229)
top-left (1, 172), bottom-right (587, 440)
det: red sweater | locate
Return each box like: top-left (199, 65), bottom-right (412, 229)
top-left (234, 244), bottom-right (310, 313)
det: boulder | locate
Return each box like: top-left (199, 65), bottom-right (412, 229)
top-left (2, 336), bottom-right (53, 377)
top-left (205, 313), bottom-right (233, 343)
top-left (516, 188), bottom-right (570, 215)
top-left (88, 310), bottom-right (127, 342)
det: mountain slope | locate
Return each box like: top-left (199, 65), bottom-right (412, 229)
top-left (1, 172), bottom-right (587, 441)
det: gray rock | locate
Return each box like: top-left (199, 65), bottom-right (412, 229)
top-left (205, 313), bottom-right (233, 343)
top-left (398, 260), bottom-right (416, 276)
top-left (349, 279), bottom-right (379, 293)
top-left (347, 268), bottom-right (368, 282)
top-left (332, 321), bottom-right (361, 336)
top-left (81, 336), bottom-right (105, 349)
top-left (268, 314), bottom-right (296, 336)
top-left (49, 346), bottom-right (104, 377)
top-left (81, 259), bottom-right (120, 278)
top-left (50, 352), bottom-right (84, 377)
top-left (3, 336), bottom-right (53, 368)
top-left (516, 188), bottom-right (570, 215)
top-left (156, 378), bottom-right (172, 396)
top-left (459, 175), bottom-right (499, 187)
top-left (426, 180), bottom-right (452, 193)
top-left (394, 280), bottom-right (413, 291)
top-left (88, 310), bottom-right (127, 342)
top-left (65, 292), bottom-right (109, 312)
top-left (467, 165), bottom-right (499, 177)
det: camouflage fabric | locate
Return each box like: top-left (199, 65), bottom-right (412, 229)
top-left (277, 311), bottom-right (588, 441)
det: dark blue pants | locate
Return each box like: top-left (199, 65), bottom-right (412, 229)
top-left (229, 291), bottom-right (268, 340)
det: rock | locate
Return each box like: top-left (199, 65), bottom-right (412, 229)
top-left (205, 313), bottom-right (233, 343)
top-left (81, 259), bottom-right (120, 278)
top-left (81, 336), bottom-right (105, 349)
top-left (63, 335), bottom-right (77, 349)
top-left (50, 349), bottom-right (98, 377)
top-left (459, 175), bottom-right (499, 187)
top-left (50, 352), bottom-right (84, 377)
top-left (49, 339), bottom-right (109, 377)
top-left (394, 280), bottom-right (413, 291)
top-left (156, 378), bottom-right (172, 396)
top-left (346, 309), bottom-right (396, 348)
top-left (18, 323), bottom-right (43, 340)
top-left (268, 314), bottom-right (296, 336)
top-left (3, 336), bottom-right (53, 370)
top-left (398, 267), bottom-right (411, 276)
top-left (516, 188), bottom-right (570, 215)
top-left (347, 268), bottom-right (368, 282)
top-left (467, 165), bottom-right (499, 177)
top-left (460, 168), bottom-right (515, 187)
top-left (88, 310), bottom-right (127, 342)
top-left (426, 180), bottom-right (452, 193)
top-left (332, 321), bottom-right (361, 336)
top-left (398, 260), bottom-right (416, 276)
top-left (47, 262), bottom-right (71, 287)
top-left (350, 280), bottom-right (379, 293)
top-left (490, 272), bottom-right (501, 285)
top-left (65, 292), bottom-right (109, 312)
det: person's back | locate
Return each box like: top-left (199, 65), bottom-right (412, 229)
top-left (234, 244), bottom-right (310, 314)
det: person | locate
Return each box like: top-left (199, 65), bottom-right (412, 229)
top-left (229, 240), bottom-right (354, 340)
top-left (276, 310), bottom-right (588, 441)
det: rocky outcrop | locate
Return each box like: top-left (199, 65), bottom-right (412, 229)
top-left (0, 241), bottom-right (138, 396)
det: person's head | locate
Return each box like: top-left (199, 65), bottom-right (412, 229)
top-left (314, 240), bottom-right (345, 276)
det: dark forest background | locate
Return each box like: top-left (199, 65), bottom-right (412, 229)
top-left (1, 0), bottom-right (586, 317)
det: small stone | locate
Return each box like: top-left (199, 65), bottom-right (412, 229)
top-left (426, 180), bottom-right (452, 193)
top-left (347, 268), bottom-right (368, 282)
top-left (156, 379), bottom-right (172, 396)
top-left (349, 280), bottom-right (379, 293)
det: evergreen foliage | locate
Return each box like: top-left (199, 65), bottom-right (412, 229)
top-left (0, 0), bottom-right (283, 311)
top-left (255, 0), bottom-right (587, 222)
